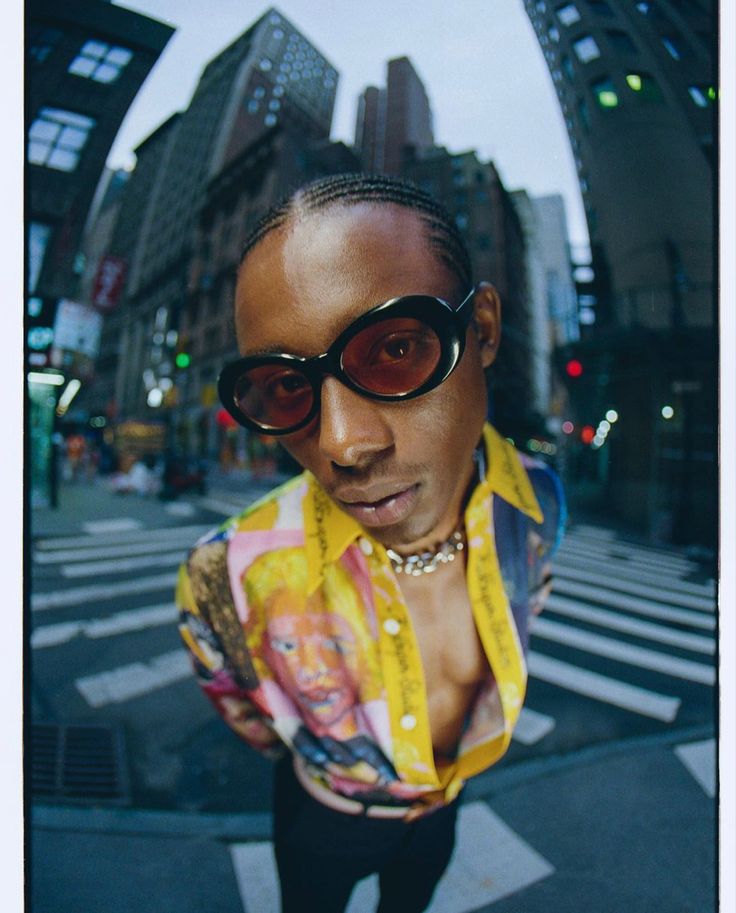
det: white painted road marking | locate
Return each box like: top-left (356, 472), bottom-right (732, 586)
top-left (34, 523), bottom-right (211, 551)
top-left (558, 539), bottom-right (698, 574)
top-left (527, 651), bottom-right (681, 722)
top-left (552, 562), bottom-right (715, 611)
top-left (34, 530), bottom-right (205, 564)
top-left (544, 595), bottom-right (715, 654)
top-left (512, 707), bottom-right (556, 745)
top-left (31, 572), bottom-right (179, 611)
top-left (551, 579), bottom-right (716, 629)
top-left (60, 550), bottom-right (187, 578)
top-left (229, 802), bottom-right (554, 913)
top-left (531, 617), bottom-right (715, 685)
top-left (196, 495), bottom-right (249, 516)
top-left (81, 518), bottom-right (143, 534)
top-left (553, 553), bottom-right (715, 597)
top-left (75, 650), bottom-right (191, 707)
top-left (31, 603), bottom-right (177, 648)
top-left (674, 738), bottom-right (716, 797)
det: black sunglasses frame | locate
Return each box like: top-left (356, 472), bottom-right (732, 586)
top-left (217, 287), bottom-right (477, 435)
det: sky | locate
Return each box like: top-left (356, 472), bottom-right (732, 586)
top-left (108, 0), bottom-right (590, 250)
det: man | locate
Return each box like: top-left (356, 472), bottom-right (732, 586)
top-left (177, 173), bottom-right (564, 913)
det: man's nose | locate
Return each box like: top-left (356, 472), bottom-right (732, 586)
top-left (318, 377), bottom-right (394, 468)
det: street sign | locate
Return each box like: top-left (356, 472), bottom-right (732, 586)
top-left (91, 255), bottom-right (127, 313)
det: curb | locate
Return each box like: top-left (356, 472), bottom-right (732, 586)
top-left (32, 724), bottom-right (714, 841)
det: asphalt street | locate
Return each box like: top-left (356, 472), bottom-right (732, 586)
top-left (28, 474), bottom-right (718, 912)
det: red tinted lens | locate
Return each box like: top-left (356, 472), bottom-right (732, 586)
top-left (234, 364), bottom-right (313, 429)
top-left (341, 317), bottom-right (442, 395)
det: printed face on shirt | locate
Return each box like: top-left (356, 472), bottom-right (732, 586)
top-left (235, 202), bottom-right (500, 552)
top-left (262, 596), bottom-right (360, 731)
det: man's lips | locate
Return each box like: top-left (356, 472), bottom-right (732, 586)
top-left (334, 483), bottom-right (420, 528)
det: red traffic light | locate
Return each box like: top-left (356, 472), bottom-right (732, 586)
top-left (581, 425), bottom-right (595, 444)
top-left (566, 359), bottom-right (583, 378)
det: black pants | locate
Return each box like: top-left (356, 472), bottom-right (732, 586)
top-left (273, 757), bottom-right (459, 913)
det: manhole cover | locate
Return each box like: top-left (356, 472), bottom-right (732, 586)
top-left (31, 723), bottom-right (130, 805)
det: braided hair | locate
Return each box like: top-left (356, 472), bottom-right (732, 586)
top-left (239, 172), bottom-right (473, 291)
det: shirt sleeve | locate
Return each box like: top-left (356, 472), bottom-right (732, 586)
top-left (176, 557), bottom-right (285, 760)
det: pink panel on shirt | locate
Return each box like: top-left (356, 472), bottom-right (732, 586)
top-left (227, 529), bottom-right (304, 624)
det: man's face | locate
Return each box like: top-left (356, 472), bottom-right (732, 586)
top-left (263, 609), bottom-right (359, 730)
top-left (235, 202), bottom-right (496, 550)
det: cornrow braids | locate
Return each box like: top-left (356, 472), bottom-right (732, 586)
top-left (239, 172), bottom-right (473, 292)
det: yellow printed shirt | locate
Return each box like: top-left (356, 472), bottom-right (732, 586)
top-left (177, 424), bottom-right (565, 814)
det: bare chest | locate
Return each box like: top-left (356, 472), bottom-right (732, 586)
top-left (397, 563), bottom-right (490, 755)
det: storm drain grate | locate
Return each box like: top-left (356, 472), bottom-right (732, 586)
top-left (31, 723), bottom-right (130, 805)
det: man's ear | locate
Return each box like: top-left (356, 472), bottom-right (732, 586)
top-left (472, 281), bottom-right (502, 369)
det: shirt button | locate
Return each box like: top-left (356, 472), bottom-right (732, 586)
top-left (359, 538), bottom-right (373, 556)
top-left (400, 714), bottom-right (417, 731)
top-left (383, 618), bottom-right (401, 636)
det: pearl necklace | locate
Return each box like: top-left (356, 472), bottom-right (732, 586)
top-left (385, 521), bottom-right (466, 576)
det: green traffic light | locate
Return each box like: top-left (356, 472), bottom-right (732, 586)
top-left (176, 352), bottom-right (191, 368)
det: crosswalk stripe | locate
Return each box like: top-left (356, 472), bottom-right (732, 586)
top-left (527, 651), bottom-right (681, 721)
top-left (61, 551), bottom-right (186, 578)
top-left (674, 738), bottom-right (716, 797)
top-left (195, 495), bottom-right (247, 516)
top-left (531, 617), bottom-right (715, 685)
top-left (552, 562), bottom-right (715, 611)
top-left (34, 523), bottom-right (211, 551)
top-left (34, 531), bottom-right (204, 564)
top-left (512, 707), bottom-right (556, 745)
top-left (31, 573), bottom-right (179, 611)
top-left (31, 603), bottom-right (177, 648)
top-left (551, 579), bottom-right (716, 629)
top-left (230, 802), bottom-right (554, 913)
top-left (553, 553), bottom-right (715, 598)
top-left (75, 649), bottom-right (191, 707)
top-left (545, 595), bottom-right (715, 653)
top-left (82, 518), bottom-right (142, 534)
top-left (559, 539), bottom-right (698, 573)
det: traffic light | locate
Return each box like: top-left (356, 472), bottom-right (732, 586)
top-left (175, 333), bottom-right (190, 369)
top-left (565, 358), bottom-right (583, 378)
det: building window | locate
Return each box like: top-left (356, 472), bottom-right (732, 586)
top-left (626, 72), bottom-right (663, 101)
top-left (562, 53), bottom-right (575, 79)
top-left (28, 223), bottom-right (52, 293)
top-left (577, 98), bottom-right (591, 129)
top-left (536, 2), bottom-right (547, 12)
top-left (68, 40), bottom-right (133, 84)
top-left (592, 77), bottom-right (619, 108)
top-left (556, 3), bottom-right (581, 26)
top-left (29, 27), bottom-right (62, 64)
top-left (28, 108), bottom-right (95, 172)
top-left (264, 113), bottom-right (278, 127)
top-left (573, 35), bottom-right (601, 62)
top-left (606, 29), bottom-right (637, 53)
top-left (661, 36), bottom-right (682, 59)
top-left (548, 25), bottom-right (561, 42)
top-left (455, 213), bottom-right (468, 230)
top-left (635, 2), bottom-right (650, 13)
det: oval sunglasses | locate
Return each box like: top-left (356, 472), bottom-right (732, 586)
top-left (217, 287), bottom-right (477, 435)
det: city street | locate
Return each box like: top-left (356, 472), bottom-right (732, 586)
top-left (29, 476), bottom-right (717, 912)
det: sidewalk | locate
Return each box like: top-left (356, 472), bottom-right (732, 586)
top-left (29, 469), bottom-right (291, 539)
top-left (30, 728), bottom-right (716, 913)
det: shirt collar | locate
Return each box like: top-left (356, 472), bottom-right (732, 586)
top-left (302, 422), bottom-right (543, 593)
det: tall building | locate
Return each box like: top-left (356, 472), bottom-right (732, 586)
top-left (354, 56), bottom-right (434, 174)
top-left (27, 0), bottom-right (174, 506)
top-left (27, 0), bottom-right (174, 307)
top-left (402, 148), bottom-right (537, 440)
top-left (523, 0), bottom-right (717, 544)
top-left (83, 7), bottom-right (344, 461)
